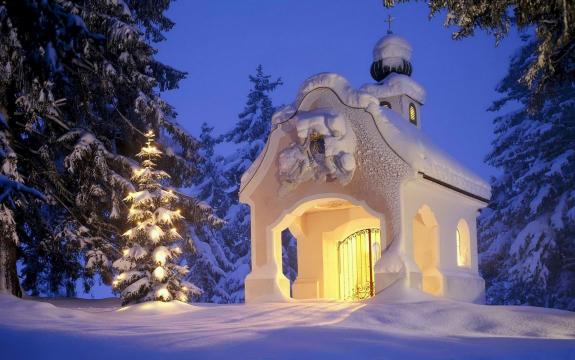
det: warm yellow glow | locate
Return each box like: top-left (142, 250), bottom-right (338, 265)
top-left (149, 227), bottom-right (162, 242)
top-left (177, 292), bottom-right (188, 302)
top-left (112, 280), bottom-right (119, 287)
top-left (154, 247), bottom-right (169, 265)
top-left (409, 103), bottom-right (417, 124)
top-left (413, 205), bottom-right (443, 296)
top-left (122, 248), bottom-right (129, 256)
top-left (156, 287), bottom-right (171, 301)
top-left (153, 266), bottom-right (167, 281)
top-left (157, 210), bottom-right (173, 223)
top-left (338, 229), bottom-right (380, 301)
top-left (456, 220), bottom-right (471, 267)
top-left (122, 229), bottom-right (132, 238)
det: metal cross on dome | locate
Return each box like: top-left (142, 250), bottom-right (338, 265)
top-left (385, 14), bottom-right (395, 34)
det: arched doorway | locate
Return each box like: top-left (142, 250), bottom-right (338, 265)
top-left (271, 195), bottom-right (384, 300)
top-left (412, 205), bottom-right (443, 296)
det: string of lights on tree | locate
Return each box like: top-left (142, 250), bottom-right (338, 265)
top-left (112, 130), bottom-right (199, 305)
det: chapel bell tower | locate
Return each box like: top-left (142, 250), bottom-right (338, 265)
top-left (361, 25), bottom-right (425, 129)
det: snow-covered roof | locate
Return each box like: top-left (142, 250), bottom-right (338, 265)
top-left (361, 73), bottom-right (426, 104)
top-left (240, 73), bottom-right (490, 201)
top-left (375, 107), bottom-right (490, 200)
top-left (373, 34), bottom-right (412, 64)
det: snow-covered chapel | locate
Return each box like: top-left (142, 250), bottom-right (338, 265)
top-left (240, 32), bottom-right (490, 303)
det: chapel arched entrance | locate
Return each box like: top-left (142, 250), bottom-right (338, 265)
top-left (271, 195), bottom-right (385, 301)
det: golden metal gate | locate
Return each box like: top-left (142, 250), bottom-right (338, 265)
top-left (338, 228), bottom-right (380, 301)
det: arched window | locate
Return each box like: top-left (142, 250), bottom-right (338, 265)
top-left (408, 103), bottom-right (417, 125)
top-left (456, 220), bottom-right (471, 267)
top-left (380, 100), bottom-right (391, 109)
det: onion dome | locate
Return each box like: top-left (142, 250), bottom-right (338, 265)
top-left (370, 34), bottom-right (413, 82)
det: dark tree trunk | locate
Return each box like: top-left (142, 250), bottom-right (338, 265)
top-left (0, 237), bottom-right (22, 297)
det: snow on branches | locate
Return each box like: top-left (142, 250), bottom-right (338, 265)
top-left (113, 130), bottom-right (199, 305)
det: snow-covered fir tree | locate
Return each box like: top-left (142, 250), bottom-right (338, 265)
top-left (113, 130), bottom-right (199, 305)
top-left (0, 0), bottom-right (208, 297)
top-left (185, 123), bottom-right (233, 303)
top-left (195, 123), bottom-right (232, 220)
top-left (384, 0), bottom-right (574, 103)
top-left (479, 40), bottom-right (575, 311)
top-left (220, 65), bottom-right (291, 302)
top-left (0, 113), bottom-right (44, 296)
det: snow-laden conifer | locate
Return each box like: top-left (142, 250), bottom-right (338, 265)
top-left (185, 123), bottom-right (233, 303)
top-left (479, 41), bottom-right (575, 311)
top-left (384, 0), bottom-right (575, 104)
top-left (113, 130), bottom-right (199, 304)
top-left (0, 0), bottom-right (207, 297)
top-left (220, 65), bottom-right (293, 302)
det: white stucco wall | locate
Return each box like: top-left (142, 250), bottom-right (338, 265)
top-left (401, 175), bottom-right (485, 303)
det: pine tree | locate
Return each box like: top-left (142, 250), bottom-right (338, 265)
top-left (112, 130), bottom-right (198, 305)
top-left (195, 123), bottom-right (232, 220)
top-left (0, 112), bottom-right (44, 295)
top-left (185, 123), bottom-right (233, 303)
top-left (221, 65), bottom-right (285, 302)
top-left (479, 40), bottom-right (575, 311)
top-left (0, 0), bottom-right (207, 297)
top-left (384, 0), bottom-right (575, 104)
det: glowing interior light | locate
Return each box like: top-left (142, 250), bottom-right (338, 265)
top-left (122, 248), bottom-right (129, 256)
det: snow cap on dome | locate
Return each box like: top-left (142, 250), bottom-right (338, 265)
top-left (372, 34), bottom-right (412, 63)
top-left (361, 73), bottom-right (426, 104)
top-left (370, 34), bottom-right (413, 82)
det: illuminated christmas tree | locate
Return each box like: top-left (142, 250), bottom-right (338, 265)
top-left (113, 130), bottom-right (198, 305)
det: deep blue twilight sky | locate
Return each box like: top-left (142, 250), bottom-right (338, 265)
top-left (156, 0), bottom-right (523, 180)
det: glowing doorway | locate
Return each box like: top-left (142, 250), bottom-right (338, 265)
top-left (338, 228), bottom-right (381, 301)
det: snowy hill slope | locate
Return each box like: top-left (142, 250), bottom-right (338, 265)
top-left (0, 289), bottom-right (573, 360)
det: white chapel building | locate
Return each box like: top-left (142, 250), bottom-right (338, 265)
top-left (239, 32), bottom-right (490, 303)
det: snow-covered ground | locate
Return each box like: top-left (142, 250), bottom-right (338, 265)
top-left (1, 285), bottom-right (574, 359)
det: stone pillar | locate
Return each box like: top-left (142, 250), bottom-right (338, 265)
top-left (244, 206), bottom-right (291, 303)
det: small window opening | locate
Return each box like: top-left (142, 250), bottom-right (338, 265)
top-left (380, 101), bottom-right (392, 109)
top-left (409, 103), bottom-right (417, 125)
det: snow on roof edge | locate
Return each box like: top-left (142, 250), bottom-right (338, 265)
top-left (240, 72), bottom-right (491, 200)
